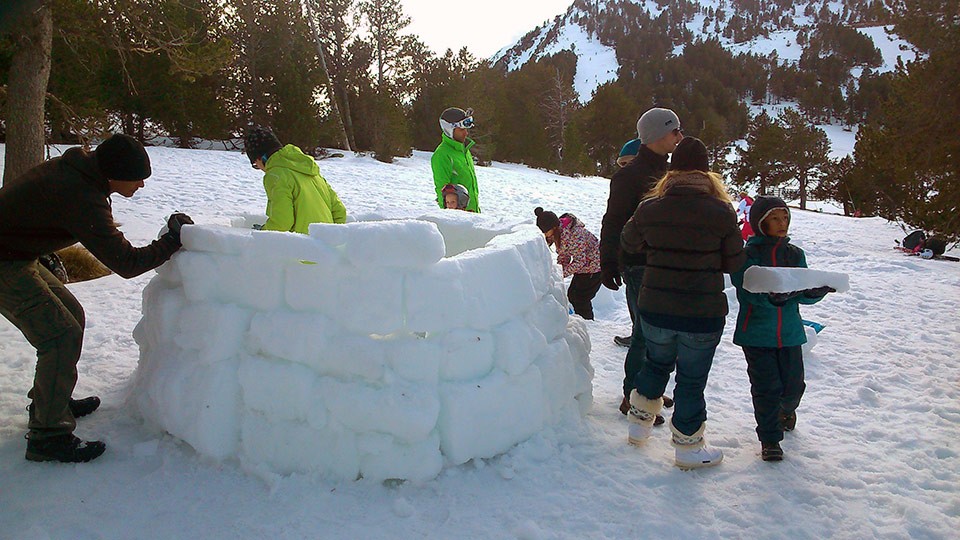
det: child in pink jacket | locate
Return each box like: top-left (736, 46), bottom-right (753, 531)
top-left (535, 207), bottom-right (602, 319)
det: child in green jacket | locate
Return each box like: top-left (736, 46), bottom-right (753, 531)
top-left (731, 196), bottom-right (834, 462)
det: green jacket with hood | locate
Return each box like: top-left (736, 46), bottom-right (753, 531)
top-left (431, 133), bottom-right (480, 213)
top-left (262, 144), bottom-right (347, 233)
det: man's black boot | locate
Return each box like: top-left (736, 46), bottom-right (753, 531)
top-left (27, 396), bottom-right (101, 418)
top-left (25, 434), bottom-right (106, 463)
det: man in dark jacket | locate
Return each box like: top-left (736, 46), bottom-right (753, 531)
top-left (0, 134), bottom-right (193, 463)
top-left (600, 107), bottom-right (683, 415)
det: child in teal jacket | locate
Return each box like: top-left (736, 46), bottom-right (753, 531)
top-left (731, 196), bottom-right (834, 462)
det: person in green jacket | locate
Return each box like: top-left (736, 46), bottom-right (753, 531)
top-left (245, 126), bottom-right (347, 233)
top-left (731, 196), bottom-right (835, 462)
top-left (432, 107), bottom-right (480, 213)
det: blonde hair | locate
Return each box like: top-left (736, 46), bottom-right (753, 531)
top-left (644, 171), bottom-right (733, 203)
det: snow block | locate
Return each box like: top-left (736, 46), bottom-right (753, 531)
top-left (181, 224), bottom-right (253, 255)
top-left (404, 259), bottom-right (468, 333)
top-left (457, 244), bottom-right (539, 329)
top-left (743, 266), bottom-right (850, 294)
top-left (238, 354), bottom-right (323, 424)
top-left (318, 379), bottom-right (440, 443)
top-left (438, 329), bottom-right (495, 381)
top-left (438, 367), bottom-right (545, 465)
top-left (285, 263), bottom-right (404, 335)
top-left (492, 318), bottom-right (548, 376)
top-left (385, 337), bottom-right (442, 384)
top-left (240, 412), bottom-right (359, 480)
top-left (249, 228), bottom-right (340, 265)
top-left (310, 220), bottom-right (445, 268)
top-left (357, 432), bottom-right (443, 483)
top-left (134, 348), bottom-right (241, 460)
top-left (175, 302), bottom-right (251, 364)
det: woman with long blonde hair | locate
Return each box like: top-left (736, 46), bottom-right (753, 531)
top-left (619, 137), bottom-right (745, 469)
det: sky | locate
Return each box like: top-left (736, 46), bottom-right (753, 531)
top-left (402, 0), bottom-right (573, 58)
top-left (1, 131), bottom-right (958, 538)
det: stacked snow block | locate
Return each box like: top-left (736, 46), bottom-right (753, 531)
top-left (132, 214), bottom-right (593, 482)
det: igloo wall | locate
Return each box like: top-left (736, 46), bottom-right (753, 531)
top-left (131, 210), bottom-right (593, 482)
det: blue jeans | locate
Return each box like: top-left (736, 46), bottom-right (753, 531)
top-left (634, 319), bottom-right (723, 436)
top-left (621, 265), bottom-right (645, 397)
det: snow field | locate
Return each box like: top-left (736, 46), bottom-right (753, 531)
top-left (131, 213), bottom-right (593, 481)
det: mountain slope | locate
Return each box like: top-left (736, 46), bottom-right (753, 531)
top-left (492, 0), bottom-right (918, 103)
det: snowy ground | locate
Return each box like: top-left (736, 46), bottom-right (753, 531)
top-left (1, 144), bottom-right (958, 539)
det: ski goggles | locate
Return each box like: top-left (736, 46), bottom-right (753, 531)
top-left (452, 116), bottom-right (475, 130)
top-left (452, 108), bottom-right (475, 129)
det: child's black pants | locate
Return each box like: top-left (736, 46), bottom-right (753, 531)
top-left (742, 345), bottom-right (805, 443)
top-left (567, 272), bottom-right (602, 320)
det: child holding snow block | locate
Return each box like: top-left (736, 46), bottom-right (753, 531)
top-left (535, 207), bottom-right (602, 320)
top-left (731, 196), bottom-right (835, 462)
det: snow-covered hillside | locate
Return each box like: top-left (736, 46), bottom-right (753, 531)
top-left (493, 0), bottom-right (918, 102)
top-left (1, 143), bottom-right (958, 539)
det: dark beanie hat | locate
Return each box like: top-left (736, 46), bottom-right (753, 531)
top-left (670, 137), bottom-right (710, 172)
top-left (95, 134), bottom-right (151, 181)
top-left (534, 207), bottom-right (560, 233)
top-left (244, 126), bottom-right (283, 165)
top-left (749, 195), bottom-right (789, 236)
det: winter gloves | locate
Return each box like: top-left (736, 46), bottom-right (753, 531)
top-left (768, 286), bottom-right (836, 306)
top-left (601, 265), bottom-right (622, 290)
top-left (165, 213), bottom-right (194, 243)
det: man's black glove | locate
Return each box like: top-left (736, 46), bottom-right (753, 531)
top-left (166, 213), bottom-right (194, 242)
top-left (601, 264), bottom-right (622, 291)
top-left (767, 291), bottom-right (802, 306)
top-left (802, 286), bottom-right (836, 298)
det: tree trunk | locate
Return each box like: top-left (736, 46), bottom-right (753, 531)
top-left (2, 3), bottom-right (52, 186)
top-left (302, 0), bottom-right (351, 152)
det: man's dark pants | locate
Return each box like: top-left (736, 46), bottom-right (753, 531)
top-left (0, 260), bottom-right (84, 440)
top-left (621, 264), bottom-right (645, 397)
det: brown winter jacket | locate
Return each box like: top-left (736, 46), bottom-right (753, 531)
top-left (620, 172), bottom-right (745, 319)
top-left (0, 147), bottom-right (180, 278)
top-left (600, 145), bottom-right (668, 273)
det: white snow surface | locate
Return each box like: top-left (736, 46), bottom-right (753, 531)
top-left (2, 144), bottom-right (959, 539)
top-left (743, 266), bottom-right (850, 294)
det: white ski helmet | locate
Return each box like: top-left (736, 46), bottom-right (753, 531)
top-left (439, 107), bottom-right (474, 139)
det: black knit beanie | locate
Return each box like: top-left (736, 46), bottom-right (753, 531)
top-left (749, 195), bottom-right (789, 236)
top-left (95, 134), bottom-right (151, 181)
top-left (670, 136), bottom-right (710, 172)
top-left (244, 126), bottom-right (283, 165)
top-left (534, 207), bottom-right (560, 233)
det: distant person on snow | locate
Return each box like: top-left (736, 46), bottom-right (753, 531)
top-left (245, 126), bottom-right (347, 233)
top-left (0, 133), bottom-right (192, 463)
top-left (600, 107), bottom-right (684, 416)
top-left (730, 195), bottom-right (834, 462)
top-left (619, 137), bottom-right (745, 469)
top-left (535, 207), bottom-right (602, 320)
top-left (432, 107), bottom-right (480, 213)
top-left (737, 191), bottom-right (755, 241)
top-left (441, 183), bottom-right (471, 211)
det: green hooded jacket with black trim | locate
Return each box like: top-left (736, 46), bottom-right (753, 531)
top-left (262, 144), bottom-right (347, 234)
top-left (431, 133), bottom-right (480, 213)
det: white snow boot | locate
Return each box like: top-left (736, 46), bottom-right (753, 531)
top-left (627, 390), bottom-right (663, 445)
top-left (671, 422), bottom-right (723, 469)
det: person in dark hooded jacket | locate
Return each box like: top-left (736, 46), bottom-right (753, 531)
top-left (731, 195), bottom-right (834, 462)
top-left (0, 134), bottom-right (192, 463)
